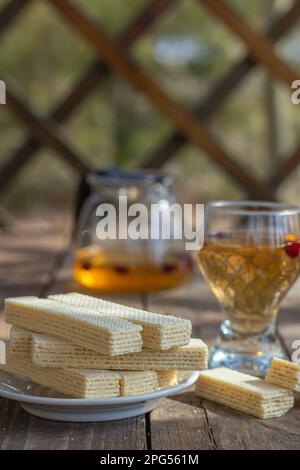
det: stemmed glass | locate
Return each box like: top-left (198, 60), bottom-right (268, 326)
top-left (197, 201), bottom-right (300, 376)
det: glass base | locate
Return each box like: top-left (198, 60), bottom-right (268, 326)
top-left (209, 320), bottom-right (288, 377)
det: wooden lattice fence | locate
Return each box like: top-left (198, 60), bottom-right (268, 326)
top-left (1, 0), bottom-right (300, 200)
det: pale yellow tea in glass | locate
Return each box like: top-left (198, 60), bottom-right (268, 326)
top-left (198, 234), bottom-right (300, 334)
top-left (197, 201), bottom-right (300, 376)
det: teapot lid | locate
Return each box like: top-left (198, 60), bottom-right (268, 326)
top-left (86, 167), bottom-right (172, 187)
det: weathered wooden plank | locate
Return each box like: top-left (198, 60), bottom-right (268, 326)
top-left (0, 220), bottom-right (69, 298)
top-left (21, 414), bottom-right (147, 450)
top-left (0, 221), bottom-right (68, 339)
top-left (199, 399), bottom-right (300, 450)
top-left (89, 416), bottom-right (147, 451)
top-left (17, 415), bottom-right (148, 451)
top-left (23, 418), bottom-right (73, 450)
top-left (0, 398), bottom-right (18, 448)
top-left (0, 403), bottom-right (31, 450)
top-left (149, 394), bottom-right (215, 450)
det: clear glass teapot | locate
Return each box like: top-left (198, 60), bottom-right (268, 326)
top-left (73, 168), bottom-right (193, 293)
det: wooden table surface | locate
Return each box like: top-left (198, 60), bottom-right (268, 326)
top-left (0, 216), bottom-right (300, 450)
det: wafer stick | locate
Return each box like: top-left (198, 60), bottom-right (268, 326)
top-left (196, 367), bottom-right (294, 419)
top-left (120, 371), bottom-right (158, 396)
top-left (157, 370), bottom-right (177, 388)
top-left (9, 327), bottom-right (32, 354)
top-left (11, 330), bottom-right (207, 370)
top-left (49, 293), bottom-right (192, 350)
top-left (5, 297), bottom-right (142, 356)
top-left (1, 353), bottom-right (175, 398)
top-left (1, 353), bottom-right (120, 398)
top-left (266, 357), bottom-right (300, 392)
top-left (31, 336), bottom-right (207, 370)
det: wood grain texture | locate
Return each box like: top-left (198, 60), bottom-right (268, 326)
top-left (200, 399), bottom-right (300, 450)
top-left (149, 394), bottom-right (215, 450)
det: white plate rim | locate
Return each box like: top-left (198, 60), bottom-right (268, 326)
top-left (0, 371), bottom-right (199, 406)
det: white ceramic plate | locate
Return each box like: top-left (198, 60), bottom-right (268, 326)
top-left (0, 370), bottom-right (199, 422)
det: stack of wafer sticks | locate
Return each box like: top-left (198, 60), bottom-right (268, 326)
top-left (2, 293), bottom-right (208, 399)
top-left (2, 292), bottom-right (297, 420)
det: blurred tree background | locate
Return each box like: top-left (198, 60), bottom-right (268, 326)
top-left (0, 0), bottom-right (300, 214)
